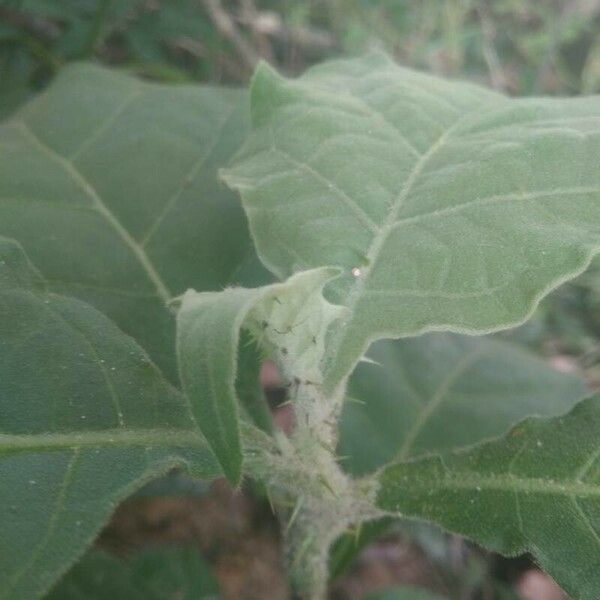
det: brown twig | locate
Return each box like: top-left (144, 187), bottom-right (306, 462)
top-left (171, 37), bottom-right (248, 81)
top-left (476, 5), bottom-right (506, 91)
top-left (200, 0), bottom-right (260, 72)
top-left (238, 0), bottom-right (276, 64)
top-left (237, 9), bottom-right (336, 52)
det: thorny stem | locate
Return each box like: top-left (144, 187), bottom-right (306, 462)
top-left (242, 382), bottom-right (382, 599)
top-left (239, 270), bottom-right (377, 597)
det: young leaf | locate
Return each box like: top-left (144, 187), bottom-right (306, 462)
top-left (177, 286), bottom-right (259, 484)
top-left (0, 238), bottom-right (220, 600)
top-left (376, 395), bottom-right (600, 600)
top-left (224, 53), bottom-right (600, 391)
top-left (47, 547), bottom-right (220, 600)
top-left (0, 63), bottom-right (267, 379)
top-left (339, 333), bottom-right (586, 475)
top-left (176, 268), bottom-right (344, 483)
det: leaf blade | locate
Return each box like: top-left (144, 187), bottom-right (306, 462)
top-left (177, 286), bottom-right (257, 483)
top-left (224, 55), bottom-right (600, 390)
top-left (376, 395), bottom-right (600, 600)
top-left (0, 63), bottom-right (267, 379)
top-left (0, 238), bottom-right (219, 600)
top-left (339, 333), bottom-right (587, 475)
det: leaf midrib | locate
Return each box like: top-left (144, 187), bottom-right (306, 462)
top-left (139, 102), bottom-right (237, 247)
top-left (0, 428), bottom-right (205, 454)
top-left (396, 349), bottom-right (484, 460)
top-left (324, 102), bottom-right (493, 386)
top-left (342, 105), bottom-right (489, 313)
top-left (15, 121), bottom-right (173, 304)
top-left (384, 468), bottom-right (600, 499)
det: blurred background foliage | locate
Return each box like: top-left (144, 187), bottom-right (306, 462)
top-left (3, 0), bottom-right (600, 118)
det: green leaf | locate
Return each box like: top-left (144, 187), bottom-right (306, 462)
top-left (376, 395), bottom-right (600, 600)
top-left (176, 268), bottom-right (344, 483)
top-left (47, 547), bottom-right (220, 599)
top-left (177, 286), bottom-right (257, 484)
top-left (339, 333), bottom-right (587, 475)
top-left (333, 333), bottom-right (584, 579)
top-left (0, 238), bottom-right (219, 600)
top-left (0, 62), bottom-right (267, 380)
top-left (224, 53), bottom-right (600, 391)
top-left (363, 587), bottom-right (447, 600)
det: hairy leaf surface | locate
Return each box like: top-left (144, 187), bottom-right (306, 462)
top-left (48, 547), bottom-right (220, 600)
top-left (224, 53), bottom-right (600, 390)
top-left (340, 333), bottom-right (586, 475)
top-left (0, 63), bottom-right (267, 379)
top-left (177, 268), bottom-right (344, 482)
top-left (377, 396), bottom-right (600, 600)
top-left (0, 238), bottom-right (219, 600)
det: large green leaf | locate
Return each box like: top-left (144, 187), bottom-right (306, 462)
top-left (0, 238), bottom-right (219, 600)
top-left (376, 395), bottom-right (600, 600)
top-left (0, 63), bottom-right (267, 380)
top-left (339, 333), bottom-right (587, 475)
top-left (177, 268), bottom-right (344, 483)
top-left (47, 547), bottom-right (220, 600)
top-left (223, 53), bottom-right (600, 391)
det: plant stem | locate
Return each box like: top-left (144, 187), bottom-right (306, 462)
top-left (242, 391), bottom-right (381, 599)
top-left (83, 0), bottom-right (115, 58)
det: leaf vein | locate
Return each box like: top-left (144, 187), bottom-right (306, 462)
top-left (139, 102), bottom-right (237, 247)
top-left (390, 186), bottom-right (600, 231)
top-left (15, 121), bottom-right (172, 304)
top-left (396, 349), bottom-right (484, 460)
top-left (272, 146), bottom-right (380, 233)
top-left (7, 449), bottom-right (80, 592)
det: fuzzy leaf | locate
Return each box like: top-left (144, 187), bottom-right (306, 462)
top-left (0, 238), bottom-right (219, 600)
top-left (177, 268), bottom-right (344, 483)
top-left (339, 333), bottom-right (586, 475)
top-left (0, 63), bottom-right (268, 380)
top-left (377, 395), bottom-right (600, 600)
top-left (224, 54), bottom-right (600, 390)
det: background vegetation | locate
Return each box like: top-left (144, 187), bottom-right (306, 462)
top-left (3, 0), bottom-right (600, 111)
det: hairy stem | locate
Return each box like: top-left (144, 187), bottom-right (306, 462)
top-left (242, 382), bottom-right (381, 599)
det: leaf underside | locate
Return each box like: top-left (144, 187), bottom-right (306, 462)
top-left (224, 53), bottom-right (600, 390)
